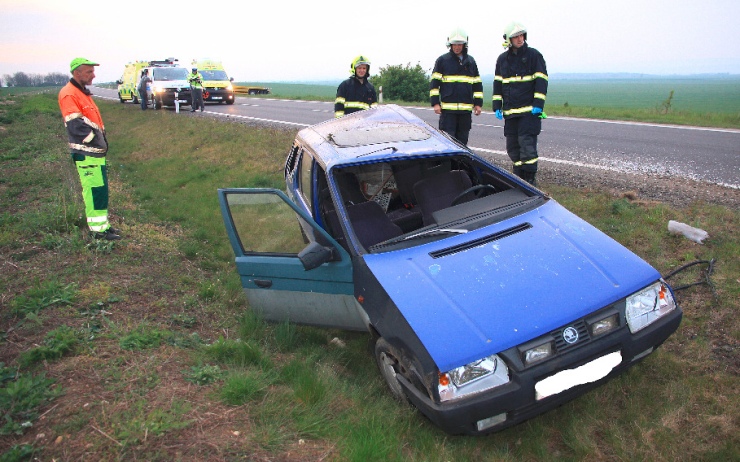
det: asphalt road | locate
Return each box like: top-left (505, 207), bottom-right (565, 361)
top-left (93, 88), bottom-right (740, 189)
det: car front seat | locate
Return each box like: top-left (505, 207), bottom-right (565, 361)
top-left (346, 200), bottom-right (403, 249)
top-left (413, 170), bottom-right (474, 226)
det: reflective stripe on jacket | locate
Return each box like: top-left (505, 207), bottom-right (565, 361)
top-left (188, 72), bottom-right (205, 89)
top-left (58, 79), bottom-right (108, 157)
top-left (334, 76), bottom-right (378, 118)
top-left (430, 50), bottom-right (483, 112)
top-left (492, 43), bottom-right (548, 117)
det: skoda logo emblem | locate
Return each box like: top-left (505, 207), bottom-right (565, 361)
top-left (563, 327), bottom-right (579, 344)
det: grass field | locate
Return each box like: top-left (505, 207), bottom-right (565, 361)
top-left (1, 94), bottom-right (738, 461)
top-left (236, 76), bottom-right (740, 128)
top-left (8, 73), bottom-right (739, 127)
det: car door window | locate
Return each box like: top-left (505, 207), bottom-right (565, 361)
top-left (226, 192), bottom-right (307, 255)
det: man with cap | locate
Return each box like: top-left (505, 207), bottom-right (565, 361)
top-left (493, 22), bottom-right (548, 187)
top-left (430, 28), bottom-right (483, 145)
top-left (188, 67), bottom-right (205, 112)
top-left (58, 57), bottom-right (121, 240)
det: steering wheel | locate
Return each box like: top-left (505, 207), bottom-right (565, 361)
top-left (451, 184), bottom-right (497, 206)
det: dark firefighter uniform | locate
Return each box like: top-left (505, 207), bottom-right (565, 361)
top-left (493, 43), bottom-right (548, 185)
top-left (430, 51), bottom-right (483, 145)
top-left (334, 76), bottom-right (377, 118)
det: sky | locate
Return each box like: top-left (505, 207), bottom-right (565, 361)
top-left (1, 0), bottom-right (739, 84)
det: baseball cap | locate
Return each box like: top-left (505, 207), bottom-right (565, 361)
top-left (70, 57), bottom-right (99, 72)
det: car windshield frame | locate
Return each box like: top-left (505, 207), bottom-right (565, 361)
top-left (152, 67), bottom-right (188, 81)
top-left (200, 70), bottom-right (229, 80)
top-left (324, 152), bottom-right (545, 253)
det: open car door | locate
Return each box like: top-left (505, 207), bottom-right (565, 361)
top-left (218, 188), bottom-right (367, 331)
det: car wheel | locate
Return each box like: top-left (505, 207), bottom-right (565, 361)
top-left (132, 94), bottom-right (139, 104)
top-left (153, 96), bottom-right (162, 110)
top-left (375, 338), bottom-right (408, 402)
top-left (118, 92), bottom-right (125, 103)
top-left (226, 99), bottom-right (235, 105)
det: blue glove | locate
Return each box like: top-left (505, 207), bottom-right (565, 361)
top-left (532, 107), bottom-right (542, 115)
top-left (495, 109), bottom-right (503, 120)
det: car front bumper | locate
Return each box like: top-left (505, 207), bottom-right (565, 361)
top-left (204, 88), bottom-right (234, 102)
top-left (400, 308), bottom-right (683, 435)
top-left (154, 89), bottom-right (192, 106)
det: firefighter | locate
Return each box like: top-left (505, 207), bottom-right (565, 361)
top-left (58, 57), bottom-right (120, 240)
top-left (430, 28), bottom-right (483, 146)
top-left (188, 67), bottom-right (205, 112)
top-left (334, 55), bottom-right (378, 118)
top-left (493, 22), bottom-right (548, 187)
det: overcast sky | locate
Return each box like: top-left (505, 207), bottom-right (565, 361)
top-left (2, 0), bottom-right (739, 83)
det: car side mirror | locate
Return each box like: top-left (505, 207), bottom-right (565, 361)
top-left (230, 77), bottom-right (234, 82)
top-left (298, 241), bottom-right (334, 271)
top-left (116, 80), bottom-right (123, 85)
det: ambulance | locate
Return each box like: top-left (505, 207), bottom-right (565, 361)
top-left (117, 60), bottom-right (149, 103)
top-left (191, 59), bottom-right (235, 105)
top-left (117, 58), bottom-right (191, 109)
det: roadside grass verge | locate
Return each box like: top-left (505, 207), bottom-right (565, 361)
top-left (0, 93), bottom-right (737, 460)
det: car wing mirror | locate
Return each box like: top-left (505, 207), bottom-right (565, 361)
top-left (298, 241), bottom-right (334, 271)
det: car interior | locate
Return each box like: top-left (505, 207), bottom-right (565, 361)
top-left (316, 155), bottom-right (537, 252)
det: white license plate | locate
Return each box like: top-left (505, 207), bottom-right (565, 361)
top-left (211, 96), bottom-right (222, 100)
top-left (535, 351), bottom-right (622, 400)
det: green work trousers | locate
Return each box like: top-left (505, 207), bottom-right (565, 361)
top-left (73, 153), bottom-right (110, 232)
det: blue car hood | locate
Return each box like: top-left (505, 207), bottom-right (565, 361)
top-left (363, 200), bottom-right (660, 373)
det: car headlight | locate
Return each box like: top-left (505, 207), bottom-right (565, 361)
top-left (226, 84), bottom-right (233, 91)
top-left (152, 85), bottom-right (164, 94)
top-left (523, 341), bottom-right (554, 366)
top-left (625, 280), bottom-right (676, 333)
top-left (438, 355), bottom-right (510, 402)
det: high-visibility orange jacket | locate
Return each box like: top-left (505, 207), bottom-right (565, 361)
top-left (58, 79), bottom-right (108, 157)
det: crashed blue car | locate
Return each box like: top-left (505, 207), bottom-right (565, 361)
top-left (218, 105), bottom-right (682, 435)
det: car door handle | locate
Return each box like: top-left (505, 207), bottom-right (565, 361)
top-left (254, 279), bottom-right (272, 289)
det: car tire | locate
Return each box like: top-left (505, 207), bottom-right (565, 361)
top-left (225, 99), bottom-right (234, 105)
top-left (374, 338), bottom-right (408, 402)
top-left (118, 92), bottom-right (125, 103)
top-left (153, 96), bottom-right (162, 110)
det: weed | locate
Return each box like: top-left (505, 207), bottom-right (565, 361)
top-left (18, 325), bottom-right (80, 367)
top-left (219, 371), bottom-right (269, 405)
top-left (119, 326), bottom-right (169, 351)
top-left (169, 313), bottom-right (197, 328)
top-left (203, 337), bottom-right (269, 368)
top-left (0, 365), bottom-right (61, 436)
top-left (9, 279), bottom-right (77, 317)
top-left (111, 399), bottom-right (192, 448)
top-left (0, 444), bottom-right (39, 461)
top-left (183, 364), bottom-right (225, 386)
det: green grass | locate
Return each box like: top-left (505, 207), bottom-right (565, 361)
top-left (0, 93), bottom-right (738, 460)
top-left (253, 78), bottom-right (740, 128)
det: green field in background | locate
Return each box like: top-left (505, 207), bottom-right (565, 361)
top-left (238, 76), bottom-right (740, 114)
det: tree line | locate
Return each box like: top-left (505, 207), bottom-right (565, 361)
top-left (2, 72), bottom-right (69, 87)
top-left (2, 64), bottom-right (433, 102)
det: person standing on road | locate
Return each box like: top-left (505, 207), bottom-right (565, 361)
top-left (188, 67), bottom-right (205, 112)
top-left (334, 55), bottom-right (378, 118)
top-left (137, 69), bottom-right (152, 110)
top-left (430, 28), bottom-right (483, 146)
top-left (58, 57), bottom-right (121, 240)
top-left (493, 22), bottom-right (548, 187)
